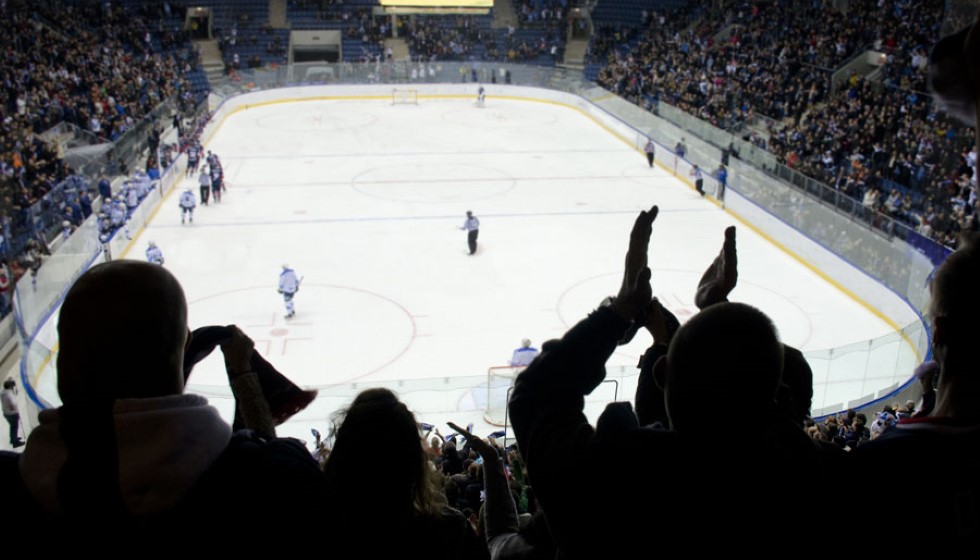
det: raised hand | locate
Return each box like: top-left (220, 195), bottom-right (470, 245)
top-left (644, 298), bottom-right (680, 347)
top-left (611, 205), bottom-right (658, 323)
top-left (694, 226), bottom-right (737, 310)
top-left (447, 421), bottom-right (496, 460)
top-left (219, 325), bottom-right (254, 379)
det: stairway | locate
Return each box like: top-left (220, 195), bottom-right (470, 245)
top-left (561, 39), bottom-right (589, 69)
top-left (384, 38), bottom-right (410, 62)
top-left (492, 0), bottom-right (519, 29)
top-left (195, 39), bottom-right (226, 83)
top-left (269, 0), bottom-right (289, 29)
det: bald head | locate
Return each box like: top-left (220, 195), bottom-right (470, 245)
top-left (57, 261), bottom-right (189, 404)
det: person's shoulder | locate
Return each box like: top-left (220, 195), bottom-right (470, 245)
top-left (192, 433), bottom-right (326, 521)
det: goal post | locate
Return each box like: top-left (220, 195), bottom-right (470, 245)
top-left (392, 89), bottom-right (419, 105)
top-left (484, 365), bottom-right (523, 427)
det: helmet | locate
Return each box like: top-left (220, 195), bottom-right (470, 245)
top-left (282, 263), bottom-right (290, 269)
top-left (521, 338), bottom-right (531, 348)
top-left (148, 241), bottom-right (156, 247)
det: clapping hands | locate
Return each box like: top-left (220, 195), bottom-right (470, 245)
top-left (610, 205), bottom-right (658, 323)
top-left (694, 226), bottom-right (737, 310)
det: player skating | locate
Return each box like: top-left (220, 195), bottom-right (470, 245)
top-left (278, 264), bottom-right (301, 318)
top-left (476, 85), bottom-right (486, 108)
top-left (146, 241), bottom-right (164, 265)
top-left (179, 188), bottom-right (196, 224)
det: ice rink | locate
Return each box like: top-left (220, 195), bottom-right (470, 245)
top-left (122, 95), bottom-right (909, 442)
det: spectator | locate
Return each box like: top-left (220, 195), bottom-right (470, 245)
top-left (0, 261), bottom-right (325, 540)
top-left (509, 207), bottom-right (832, 555)
top-left (322, 387), bottom-right (489, 558)
top-left (448, 422), bottom-right (557, 559)
top-left (852, 232), bottom-right (980, 536)
top-left (1, 379), bottom-right (22, 448)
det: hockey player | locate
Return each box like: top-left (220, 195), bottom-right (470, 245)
top-left (278, 264), bottom-right (301, 318)
top-left (210, 163), bottom-right (223, 203)
top-left (510, 339), bottom-right (539, 367)
top-left (146, 241), bottom-right (165, 265)
top-left (97, 212), bottom-right (113, 243)
top-left (125, 181), bottom-right (140, 212)
top-left (186, 143), bottom-right (201, 177)
top-left (179, 188), bottom-right (196, 224)
top-left (476, 85), bottom-right (486, 108)
top-left (198, 167), bottom-right (210, 205)
top-left (109, 197), bottom-right (128, 237)
top-left (61, 220), bottom-right (75, 241)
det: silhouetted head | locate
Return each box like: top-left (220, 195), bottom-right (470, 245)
top-left (325, 388), bottom-right (444, 517)
top-left (929, 233), bottom-right (980, 386)
top-left (657, 302), bottom-right (783, 432)
top-left (57, 261), bottom-right (188, 404)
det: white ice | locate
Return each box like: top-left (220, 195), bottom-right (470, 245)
top-left (115, 96), bottom-right (907, 444)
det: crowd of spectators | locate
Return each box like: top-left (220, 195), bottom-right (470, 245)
top-left (7, 207), bottom-right (976, 546)
top-left (0, 0), bottom-right (208, 318)
top-left (403, 15), bottom-right (563, 64)
top-left (590, 0), bottom-right (976, 248)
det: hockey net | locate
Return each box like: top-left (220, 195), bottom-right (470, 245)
top-left (483, 365), bottom-right (524, 427)
top-left (392, 89), bottom-right (419, 105)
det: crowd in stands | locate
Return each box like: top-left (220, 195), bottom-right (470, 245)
top-left (0, 0), bottom-right (208, 318)
top-left (590, 0), bottom-right (977, 248)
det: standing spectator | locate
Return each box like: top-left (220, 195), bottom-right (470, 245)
top-left (1, 379), bottom-right (22, 448)
top-left (509, 339), bottom-right (539, 367)
top-left (460, 210), bottom-right (480, 255)
top-left (644, 138), bottom-right (656, 168)
top-left (509, 207), bottom-right (829, 555)
top-left (322, 388), bottom-right (488, 558)
top-left (0, 261), bottom-right (326, 539)
top-left (852, 233), bottom-right (980, 537)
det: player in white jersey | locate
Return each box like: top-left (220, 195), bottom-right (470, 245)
top-left (125, 182), bottom-right (139, 211)
top-left (510, 339), bottom-right (540, 367)
top-left (278, 264), bottom-right (301, 318)
top-left (146, 241), bottom-right (164, 265)
top-left (179, 188), bottom-right (196, 224)
top-left (476, 85), bottom-right (486, 108)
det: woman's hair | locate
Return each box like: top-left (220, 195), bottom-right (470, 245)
top-left (324, 388), bottom-right (446, 518)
